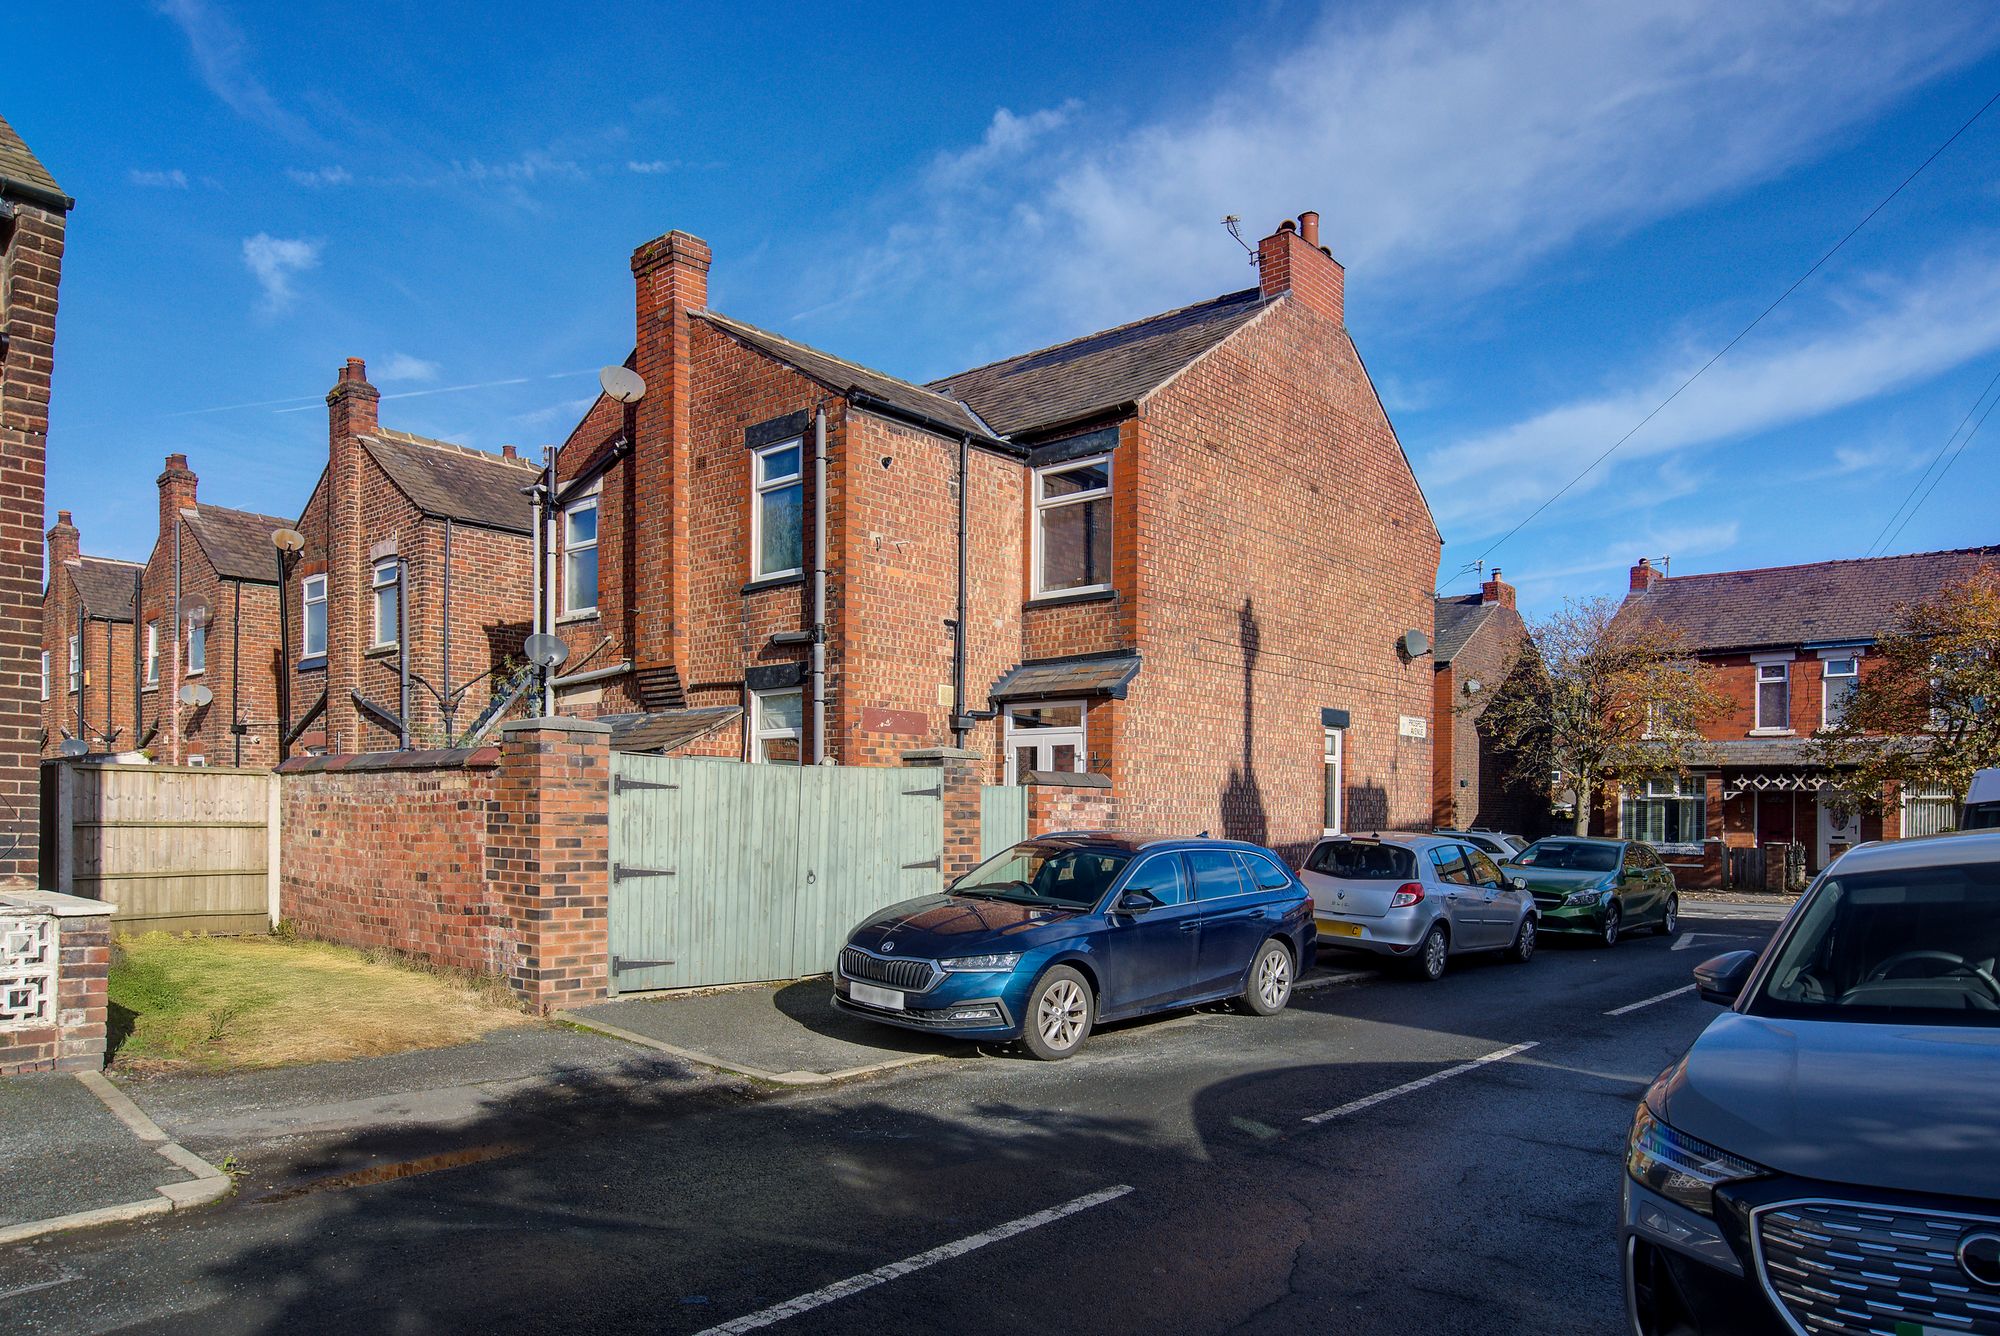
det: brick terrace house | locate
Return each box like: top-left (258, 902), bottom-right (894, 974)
top-left (2, 113), bottom-right (72, 880)
top-left (1603, 547), bottom-right (2000, 880)
top-left (546, 212), bottom-right (1440, 852)
top-left (287, 360), bottom-right (540, 755)
top-left (1431, 569), bottom-right (1543, 835)
top-left (130, 454), bottom-right (290, 767)
top-left (41, 511), bottom-right (140, 755)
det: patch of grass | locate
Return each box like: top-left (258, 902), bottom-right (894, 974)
top-left (108, 933), bottom-right (529, 1074)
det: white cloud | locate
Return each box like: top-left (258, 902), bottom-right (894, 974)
top-left (286, 165), bottom-right (351, 187)
top-left (376, 353), bottom-right (442, 384)
top-left (1422, 244), bottom-right (2000, 534)
top-left (805, 0), bottom-right (2000, 337)
top-left (153, 0), bottom-right (310, 140)
top-left (451, 152), bottom-right (586, 186)
top-left (128, 168), bottom-right (188, 189)
top-left (240, 233), bottom-right (322, 313)
top-left (626, 159), bottom-right (676, 175)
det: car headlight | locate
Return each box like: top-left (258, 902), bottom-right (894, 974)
top-left (940, 953), bottom-right (1022, 973)
top-left (1565, 888), bottom-right (1604, 905)
top-left (1626, 1105), bottom-right (1764, 1217)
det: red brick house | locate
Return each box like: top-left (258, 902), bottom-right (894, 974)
top-left (3, 113), bottom-right (73, 880)
top-left (285, 361), bottom-right (539, 756)
top-left (546, 212), bottom-right (1440, 853)
top-left (1432, 569), bottom-right (1543, 835)
top-left (41, 511), bottom-right (140, 755)
top-left (1605, 547), bottom-right (2000, 880)
top-left (129, 454), bottom-right (290, 767)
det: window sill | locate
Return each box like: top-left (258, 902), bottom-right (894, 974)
top-left (1025, 588), bottom-right (1115, 610)
top-left (1746, 727), bottom-right (1796, 738)
top-left (142, 685), bottom-right (158, 694)
top-left (556, 609), bottom-right (599, 625)
top-left (296, 655), bottom-right (327, 673)
top-left (742, 573), bottom-right (806, 596)
top-left (364, 644), bottom-right (398, 659)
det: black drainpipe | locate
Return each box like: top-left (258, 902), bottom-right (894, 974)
top-left (442, 518), bottom-right (454, 741)
top-left (231, 581), bottom-right (242, 766)
top-left (398, 555), bottom-right (411, 749)
top-left (950, 433), bottom-right (971, 750)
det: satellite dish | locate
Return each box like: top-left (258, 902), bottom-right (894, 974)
top-left (58, 738), bottom-right (88, 758)
top-left (523, 634), bottom-right (570, 670)
top-left (181, 594), bottom-right (211, 627)
top-left (177, 683), bottom-right (214, 707)
top-left (599, 365), bottom-right (647, 405)
top-left (271, 527), bottom-right (306, 553)
top-left (1399, 629), bottom-right (1432, 659)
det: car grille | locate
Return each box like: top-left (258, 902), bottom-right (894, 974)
top-left (838, 947), bottom-right (936, 993)
top-left (1757, 1200), bottom-right (2000, 1335)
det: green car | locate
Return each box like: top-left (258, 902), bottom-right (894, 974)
top-left (1499, 837), bottom-right (1678, 946)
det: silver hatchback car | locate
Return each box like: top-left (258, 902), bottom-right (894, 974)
top-left (1300, 832), bottom-right (1538, 980)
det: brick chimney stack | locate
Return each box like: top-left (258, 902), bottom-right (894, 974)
top-left (47, 510), bottom-right (78, 570)
top-left (157, 453), bottom-right (197, 535)
top-left (1258, 211), bottom-right (1344, 325)
top-left (324, 358), bottom-right (380, 752)
top-left (1630, 557), bottom-right (1666, 593)
top-left (326, 357), bottom-right (379, 440)
top-left (629, 230), bottom-right (712, 693)
top-left (1480, 567), bottom-right (1516, 609)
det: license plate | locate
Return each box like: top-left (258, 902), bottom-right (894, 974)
top-left (1322, 921), bottom-right (1363, 938)
top-left (849, 981), bottom-right (905, 1011)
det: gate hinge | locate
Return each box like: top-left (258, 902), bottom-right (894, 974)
top-left (613, 864), bottom-right (676, 882)
top-left (902, 856), bottom-right (941, 871)
top-left (903, 786), bottom-right (941, 798)
top-left (612, 956), bottom-right (675, 972)
top-left (614, 774), bottom-right (680, 794)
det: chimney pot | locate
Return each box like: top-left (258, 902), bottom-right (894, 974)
top-left (502, 444), bottom-right (518, 459)
top-left (56, 510), bottom-right (72, 525)
top-left (1298, 210), bottom-right (1320, 247)
top-left (1277, 218), bottom-right (1296, 233)
top-left (340, 357), bottom-right (367, 384)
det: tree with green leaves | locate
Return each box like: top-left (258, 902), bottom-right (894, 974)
top-left (1810, 566), bottom-right (2000, 819)
top-left (1480, 596), bottom-right (1728, 836)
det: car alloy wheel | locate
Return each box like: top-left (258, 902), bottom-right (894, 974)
top-left (1416, 925), bottom-right (1449, 981)
top-left (1661, 896), bottom-right (1678, 936)
top-left (1039, 979), bottom-right (1087, 1049)
top-left (1602, 903), bottom-right (1621, 947)
top-left (1508, 916), bottom-right (1536, 963)
top-left (1243, 940), bottom-right (1293, 1015)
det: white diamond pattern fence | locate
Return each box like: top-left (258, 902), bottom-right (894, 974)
top-left (0, 913), bottom-right (55, 1028)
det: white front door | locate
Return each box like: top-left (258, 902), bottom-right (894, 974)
top-left (1817, 791), bottom-right (1860, 870)
top-left (1003, 701), bottom-right (1087, 785)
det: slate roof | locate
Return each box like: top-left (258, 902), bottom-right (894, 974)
top-left (181, 504), bottom-right (294, 584)
top-left (602, 706), bottom-right (743, 755)
top-left (988, 652), bottom-right (1142, 703)
top-left (360, 431), bottom-right (539, 534)
top-left (68, 557), bottom-right (140, 622)
top-left (0, 112), bottom-right (70, 209)
top-left (1621, 546), bottom-right (2000, 652)
top-left (700, 313), bottom-right (997, 443)
top-left (1433, 595), bottom-right (1494, 665)
top-left (929, 289), bottom-right (1272, 439)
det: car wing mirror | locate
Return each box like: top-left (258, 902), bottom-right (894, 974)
top-left (1693, 950), bottom-right (1758, 1006)
top-left (1114, 889), bottom-right (1162, 915)
top-left (1507, 876), bottom-right (1527, 891)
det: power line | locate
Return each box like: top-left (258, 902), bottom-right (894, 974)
top-left (1873, 369), bottom-right (2000, 556)
top-left (1473, 84), bottom-right (2000, 568)
top-left (1864, 360), bottom-right (2000, 558)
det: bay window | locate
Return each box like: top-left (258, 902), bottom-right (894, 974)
top-left (1622, 775), bottom-right (1707, 846)
top-left (1032, 454), bottom-right (1111, 597)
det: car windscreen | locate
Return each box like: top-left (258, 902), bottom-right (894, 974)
top-left (1306, 841), bottom-right (1416, 881)
top-left (1516, 841), bottom-right (1619, 872)
top-left (952, 843), bottom-right (1132, 910)
top-left (1751, 860), bottom-right (2000, 1026)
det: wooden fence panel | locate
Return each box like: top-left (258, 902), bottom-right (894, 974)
top-left (980, 784), bottom-right (1028, 858)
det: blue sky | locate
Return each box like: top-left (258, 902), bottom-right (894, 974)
top-left (13, 0), bottom-right (2000, 613)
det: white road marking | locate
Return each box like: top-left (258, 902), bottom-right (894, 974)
top-left (692, 1185), bottom-right (1134, 1335)
top-left (1301, 1041), bottom-right (1539, 1125)
top-left (1672, 931), bottom-right (1755, 953)
top-left (1604, 984), bottom-right (1697, 1016)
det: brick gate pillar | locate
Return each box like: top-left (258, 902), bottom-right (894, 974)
top-left (903, 747), bottom-right (981, 882)
top-left (493, 717), bottom-right (612, 1012)
top-left (0, 890), bottom-right (113, 1075)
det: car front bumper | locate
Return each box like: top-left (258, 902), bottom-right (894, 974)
top-left (831, 973), bottom-right (1023, 1040)
top-left (1535, 899), bottom-right (1608, 936)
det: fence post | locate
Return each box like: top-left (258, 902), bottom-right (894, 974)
top-left (493, 717), bottom-right (612, 1012)
top-left (266, 771), bottom-right (281, 929)
top-left (903, 747), bottom-right (981, 883)
top-left (54, 762), bottom-right (75, 896)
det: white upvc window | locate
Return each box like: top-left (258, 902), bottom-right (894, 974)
top-left (1621, 775), bottom-right (1707, 845)
top-left (301, 573), bottom-right (327, 658)
top-left (41, 649), bottom-right (49, 702)
top-left (1031, 454), bottom-right (1112, 597)
top-left (1755, 661), bottom-right (1790, 731)
top-left (186, 621), bottom-right (206, 676)
top-left (67, 635), bottom-right (79, 694)
top-left (1821, 655), bottom-right (1858, 728)
top-left (1003, 700), bottom-right (1088, 785)
top-left (563, 492), bottom-right (600, 616)
top-left (371, 559), bottom-right (400, 649)
top-left (143, 621), bottom-right (159, 688)
top-left (751, 439), bottom-right (804, 581)
top-left (1323, 727), bottom-right (1344, 835)
top-left (750, 687), bottom-right (803, 764)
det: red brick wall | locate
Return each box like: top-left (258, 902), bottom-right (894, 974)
top-left (1026, 773), bottom-right (1116, 836)
top-left (1434, 605), bottom-right (1537, 834)
top-left (1, 189), bottom-right (67, 881)
top-left (41, 531), bottom-right (141, 756)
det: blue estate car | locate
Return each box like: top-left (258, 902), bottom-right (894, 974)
top-left (833, 832), bottom-right (1316, 1060)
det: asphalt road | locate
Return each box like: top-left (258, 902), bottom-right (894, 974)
top-left (2, 903), bottom-right (1782, 1336)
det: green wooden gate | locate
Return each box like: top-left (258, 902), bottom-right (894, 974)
top-left (608, 755), bottom-right (944, 993)
top-left (980, 784), bottom-right (1028, 857)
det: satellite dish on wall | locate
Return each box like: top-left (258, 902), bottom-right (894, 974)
top-left (177, 683), bottom-right (214, 707)
top-left (1399, 629), bottom-right (1431, 659)
top-left (58, 739), bottom-right (88, 758)
top-left (271, 527), bottom-right (306, 553)
top-left (600, 365), bottom-right (647, 405)
top-left (181, 594), bottom-right (211, 627)
top-left (523, 634), bottom-right (570, 670)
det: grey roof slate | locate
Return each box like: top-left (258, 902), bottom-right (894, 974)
top-left (360, 431), bottom-right (539, 534)
top-left (603, 706), bottom-right (743, 755)
top-left (1622, 546), bottom-right (2000, 652)
top-left (929, 289), bottom-right (1272, 439)
top-left (181, 504), bottom-right (293, 584)
top-left (700, 313), bottom-right (996, 443)
top-left (989, 652), bottom-right (1142, 703)
top-left (68, 558), bottom-right (139, 622)
top-left (0, 112), bottom-right (69, 209)
top-left (1432, 596), bottom-right (1494, 665)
